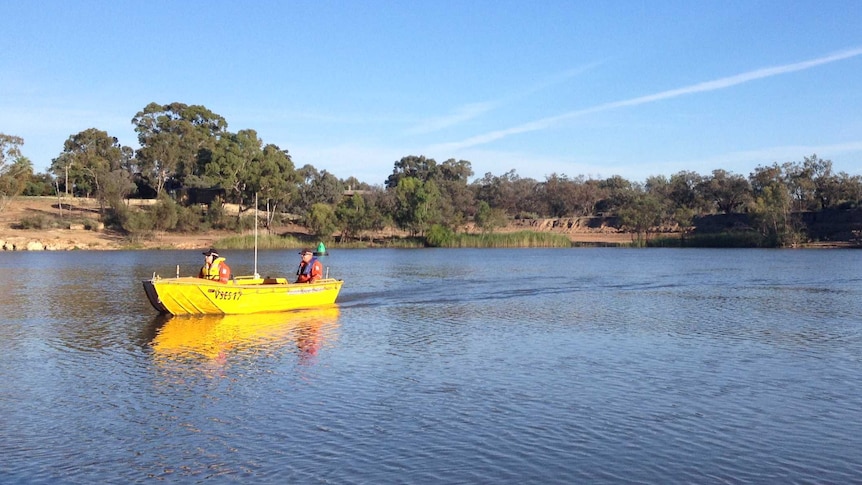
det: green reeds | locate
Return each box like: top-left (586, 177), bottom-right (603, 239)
top-left (216, 230), bottom-right (571, 250)
top-left (431, 231), bottom-right (572, 248)
top-left (214, 234), bottom-right (304, 250)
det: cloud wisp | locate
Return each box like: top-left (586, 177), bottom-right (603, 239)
top-left (405, 102), bottom-right (498, 136)
top-left (434, 47), bottom-right (862, 151)
top-left (406, 62), bottom-right (601, 136)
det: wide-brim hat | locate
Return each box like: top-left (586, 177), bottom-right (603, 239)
top-left (299, 248), bottom-right (313, 255)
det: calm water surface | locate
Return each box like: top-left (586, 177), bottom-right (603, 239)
top-left (2, 248), bottom-right (861, 484)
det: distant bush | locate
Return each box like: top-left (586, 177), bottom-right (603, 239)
top-left (150, 196), bottom-right (179, 231)
top-left (119, 208), bottom-right (153, 238)
top-left (175, 205), bottom-right (205, 232)
top-left (74, 218), bottom-right (100, 231)
top-left (16, 214), bottom-right (58, 230)
top-left (206, 198), bottom-right (227, 229)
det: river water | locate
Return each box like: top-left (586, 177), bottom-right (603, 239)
top-left (1, 248), bottom-right (861, 484)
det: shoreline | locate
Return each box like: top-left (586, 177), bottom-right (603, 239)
top-left (3, 227), bottom-right (856, 251)
top-left (0, 227), bottom-right (638, 251)
top-left (1, 197), bottom-right (857, 251)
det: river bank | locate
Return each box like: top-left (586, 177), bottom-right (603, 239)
top-left (0, 197), bottom-right (636, 251)
top-left (2, 196), bottom-right (857, 251)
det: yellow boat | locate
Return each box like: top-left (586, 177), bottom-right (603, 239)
top-left (151, 306), bottom-right (340, 361)
top-left (142, 275), bottom-right (343, 316)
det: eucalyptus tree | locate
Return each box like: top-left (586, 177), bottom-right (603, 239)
top-left (617, 191), bottom-right (664, 247)
top-left (779, 160), bottom-right (816, 211)
top-left (22, 170), bottom-right (56, 197)
top-left (474, 170), bottom-right (552, 217)
top-left (595, 175), bottom-right (635, 214)
top-left (667, 171), bottom-right (707, 212)
top-left (50, 128), bottom-right (134, 214)
top-left (474, 171), bottom-right (511, 212)
top-left (474, 200), bottom-right (508, 233)
top-left (511, 174), bottom-right (545, 217)
top-left (335, 192), bottom-right (372, 240)
top-left (748, 164), bottom-right (803, 246)
top-left (250, 144), bottom-right (297, 229)
top-left (799, 154), bottom-right (850, 209)
top-left (0, 133), bottom-right (24, 170)
top-left (834, 172), bottom-right (862, 208)
top-left (540, 173), bottom-right (578, 218)
top-left (132, 102), bottom-right (227, 196)
top-left (393, 176), bottom-right (440, 236)
top-left (295, 165), bottom-right (344, 214)
top-left (644, 174), bottom-right (678, 229)
top-left (385, 155), bottom-right (438, 189)
top-left (362, 186), bottom-right (395, 233)
top-left (550, 174), bottom-right (607, 217)
top-left (432, 158), bottom-right (475, 228)
top-left (699, 169), bottom-right (751, 214)
top-left (659, 171), bottom-right (706, 238)
top-left (342, 176), bottom-right (372, 191)
top-left (204, 129), bottom-right (263, 210)
top-left (749, 182), bottom-right (800, 247)
top-left (749, 163), bottom-right (783, 196)
top-left (305, 202), bottom-right (338, 241)
top-left (0, 133), bottom-right (27, 210)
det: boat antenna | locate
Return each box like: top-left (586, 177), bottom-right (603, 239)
top-left (254, 192), bottom-right (260, 279)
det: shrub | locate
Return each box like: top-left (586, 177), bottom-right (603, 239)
top-left (175, 205), bottom-right (205, 232)
top-left (16, 214), bottom-right (56, 230)
top-left (425, 224), bottom-right (454, 247)
top-left (206, 197), bottom-right (227, 229)
top-left (151, 196), bottom-right (179, 231)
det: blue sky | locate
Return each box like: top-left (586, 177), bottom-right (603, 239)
top-left (3, 0), bottom-right (861, 186)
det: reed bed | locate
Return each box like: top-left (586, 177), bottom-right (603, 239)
top-left (434, 231), bottom-right (572, 248)
top-left (214, 234), bottom-right (305, 250)
top-left (214, 231), bottom-right (571, 250)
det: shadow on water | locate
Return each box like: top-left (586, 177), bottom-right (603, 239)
top-left (139, 314), bottom-right (173, 344)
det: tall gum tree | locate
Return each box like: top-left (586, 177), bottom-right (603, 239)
top-left (0, 133), bottom-right (28, 210)
top-left (132, 102), bottom-right (227, 196)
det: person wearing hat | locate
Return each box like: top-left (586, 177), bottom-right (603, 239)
top-left (199, 248), bottom-right (232, 283)
top-left (295, 248), bottom-right (323, 283)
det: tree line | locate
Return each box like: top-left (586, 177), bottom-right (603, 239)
top-left (2, 102), bottom-right (861, 247)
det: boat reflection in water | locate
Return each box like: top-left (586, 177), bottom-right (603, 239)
top-left (150, 306), bottom-right (340, 367)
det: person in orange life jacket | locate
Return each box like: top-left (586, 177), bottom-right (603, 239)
top-left (295, 248), bottom-right (323, 283)
top-left (199, 248), bottom-right (231, 283)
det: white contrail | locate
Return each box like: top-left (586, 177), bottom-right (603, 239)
top-left (435, 47), bottom-right (862, 151)
top-left (406, 102), bottom-right (498, 136)
top-left (408, 62), bottom-right (602, 136)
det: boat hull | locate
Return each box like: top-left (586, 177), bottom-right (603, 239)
top-left (142, 276), bottom-right (343, 316)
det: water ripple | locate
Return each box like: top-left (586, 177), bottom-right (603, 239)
top-left (3, 249), bottom-right (862, 483)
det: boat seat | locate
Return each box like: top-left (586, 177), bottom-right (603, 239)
top-left (262, 277), bottom-right (288, 285)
